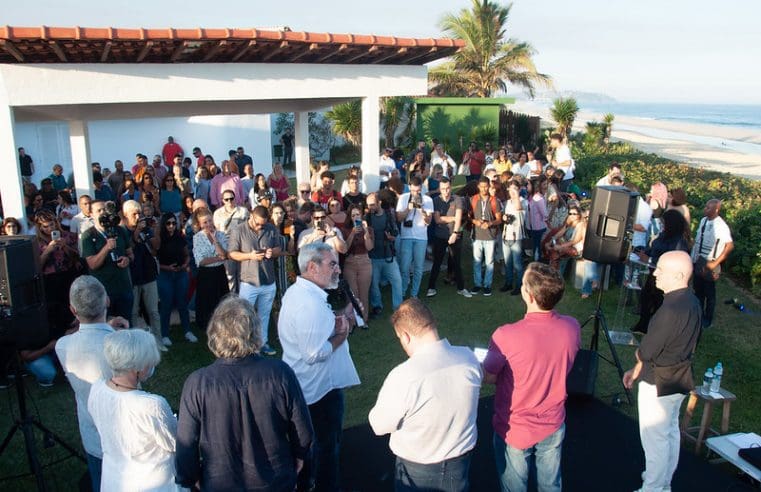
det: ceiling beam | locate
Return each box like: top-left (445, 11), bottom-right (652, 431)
top-left (202, 40), bottom-right (228, 62)
top-left (371, 47), bottom-right (407, 65)
top-left (48, 41), bottom-right (67, 62)
top-left (232, 40), bottom-right (257, 61)
top-left (170, 41), bottom-right (190, 62)
top-left (136, 41), bottom-right (154, 62)
top-left (344, 45), bottom-right (378, 64)
top-left (289, 43), bottom-right (318, 62)
top-left (0, 40), bottom-right (24, 62)
top-left (401, 47), bottom-right (437, 64)
top-left (100, 41), bottom-right (112, 62)
top-left (260, 41), bottom-right (288, 62)
top-left (315, 43), bottom-right (346, 63)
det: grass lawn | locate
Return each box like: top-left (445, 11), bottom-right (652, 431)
top-left (1, 174), bottom-right (759, 490)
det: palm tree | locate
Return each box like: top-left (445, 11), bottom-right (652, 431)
top-left (325, 100), bottom-right (362, 146)
top-left (380, 96), bottom-right (416, 148)
top-left (428, 0), bottom-right (551, 98)
top-left (550, 97), bottom-right (579, 138)
top-left (602, 113), bottom-right (615, 146)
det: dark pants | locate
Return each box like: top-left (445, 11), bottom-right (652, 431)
top-left (302, 388), bottom-right (345, 492)
top-left (633, 274), bottom-right (663, 334)
top-left (284, 146), bottom-right (293, 165)
top-left (108, 289), bottom-right (134, 326)
top-left (528, 228), bottom-right (546, 261)
top-left (395, 452), bottom-right (471, 492)
top-left (428, 236), bottom-right (464, 290)
top-left (466, 174), bottom-right (481, 183)
top-left (693, 271), bottom-right (716, 326)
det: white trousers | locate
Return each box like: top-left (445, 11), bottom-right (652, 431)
top-left (638, 381), bottom-right (685, 492)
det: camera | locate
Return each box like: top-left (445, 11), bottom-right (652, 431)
top-left (137, 216), bottom-right (156, 242)
top-left (410, 194), bottom-right (423, 209)
top-left (315, 218), bottom-right (326, 231)
top-left (504, 214), bottom-right (516, 225)
top-left (98, 201), bottom-right (122, 238)
top-left (403, 220), bottom-right (413, 228)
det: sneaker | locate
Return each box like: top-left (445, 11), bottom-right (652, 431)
top-left (483, 288), bottom-right (493, 297)
top-left (499, 284), bottom-right (511, 292)
top-left (38, 381), bottom-right (54, 388)
top-left (510, 288), bottom-right (521, 296)
top-left (426, 289), bottom-right (437, 298)
top-left (157, 343), bottom-right (169, 352)
top-left (470, 287), bottom-right (481, 295)
top-left (261, 344), bottom-right (277, 356)
top-left (162, 337), bottom-right (173, 347)
top-left (457, 289), bottom-right (473, 298)
top-left (369, 307), bottom-right (382, 319)
top-left (184, 332), bottom-right (198, 343)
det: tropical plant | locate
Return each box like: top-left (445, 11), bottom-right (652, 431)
top-left (602, 113), bottom-right (615, 146)
top-left (550, 97), bottom-right (579, 138)
top-left (325, 100), bottom-right (362, 146)
top-left (271, 112), bottom-right (336, 159)
top-left (380, 96), bottom-right (416, 148)
top-left (428, 0), bottom-right (551, 98)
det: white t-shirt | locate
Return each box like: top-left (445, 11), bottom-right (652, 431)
top-left (692, 216), bottom-right (733, 262)
top-left (431, 152), bottom-right (457, 177)
top-left (632, 197), bottom-right (653, 248)
top-left (512, 163), bottom-right (532, 178)
top-left (379, 155), bottom-right (396, 182)
top-left (554, 144), bottom-right (574, 180)
top-left (396, 192), bottom-right (434, 241)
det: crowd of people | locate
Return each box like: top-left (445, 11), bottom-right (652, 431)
top-left (1, 133), bottom-right (735, 491)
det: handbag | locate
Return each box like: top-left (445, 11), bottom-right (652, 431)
top-left (653, 358), bottom-right (694, 397)
top-left (458, 163), bottom-right (471, 176)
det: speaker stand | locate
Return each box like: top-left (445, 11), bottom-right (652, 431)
top-left (580, 265), bottom-right (633, 405)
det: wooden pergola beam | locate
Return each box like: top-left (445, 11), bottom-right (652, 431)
top-left (371, 47), bottom-right (407, 65)
top-left (260, 41), bottom-right (288, 62)
top-left (315, 43), bottom-right (346, 63)
top-left (231, 40), bottom-right (256, 61)
top-left (136, 40), bottom-right (154, 62)
top-left (201, 40), bottom-right (228, 62)
top-left (170, 41), bottom-right (190, 62)
top-left (401, 47), bottom-right (437, 64)
top-left (289, 43), bottom-right (318, 62)
top-left (100, 41), bottom-right (112, 62)
top-left (344, 45), bottom-right (378, 64)
top-left (0, 40), bottom-right (24, 62)
top-left (48, 40), bottom-right (67, 62)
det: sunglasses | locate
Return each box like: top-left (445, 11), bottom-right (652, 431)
top-left (313, 215), bottom-right (326, 220)
top-left (299, 190), bottom-right (310, 194)
top-left (166, 221), bottom-right (177, 226)
top-left (223, 197), bottom-right (235, 202)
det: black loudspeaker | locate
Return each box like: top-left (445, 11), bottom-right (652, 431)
top-left (582, 186), bottom-right (639, 264)
top-left (0, 236), bottom-right (49, 347)
top-left (567, 349), bottom-right (599, 397)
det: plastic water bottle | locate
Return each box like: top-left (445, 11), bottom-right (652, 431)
top-left (703, 368), bottom-right (714, 395)
top-left (710, 362), bottom-right (723, 393)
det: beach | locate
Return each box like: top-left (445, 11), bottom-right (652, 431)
top-left (510, 101), bottom-right (761, 181)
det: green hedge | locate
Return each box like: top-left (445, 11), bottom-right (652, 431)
top-left (572, 143), bottom-right (761, 295)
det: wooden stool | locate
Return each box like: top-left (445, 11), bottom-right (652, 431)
top-left (680, 387), bottom-right (737, 454)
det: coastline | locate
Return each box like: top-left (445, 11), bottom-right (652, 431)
top-left (510, 101), bottom-right (761, 181)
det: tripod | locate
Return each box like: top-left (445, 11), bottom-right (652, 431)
top-left (0, 350), bottom-right (85, 491)
top-left (580, 265), bottom-right (633, 405)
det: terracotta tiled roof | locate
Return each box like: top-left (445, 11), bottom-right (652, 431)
top-left (0, 26), bottom-right (463, 65)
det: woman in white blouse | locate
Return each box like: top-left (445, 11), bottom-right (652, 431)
top-left (88, 329), bottom-right (182, 491)
top-left (192, 208), bottom-right (230, 331)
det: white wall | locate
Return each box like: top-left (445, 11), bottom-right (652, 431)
top-left (15, 114), bottom-right (273, 186)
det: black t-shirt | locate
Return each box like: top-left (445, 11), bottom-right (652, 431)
top-left (158, 232), bottom-right (187, 267)
top-left (639, 288), bottom-right (701, 385)
top-left (343, 192), bottom-right (367, 212)
top-left (433, 195), bottom-right (463, 239)
top-left (281, 134), bottom-right (293, 148)
top-left (368, 210), bottom-right (397, 260)
top-left (19, 154), bottom-right (33, 176)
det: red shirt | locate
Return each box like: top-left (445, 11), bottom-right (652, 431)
top-left (462, 150), bottom-right (486, 176)
top-left (484, 311), bottom-right (580, 449)
top-left (162, 142), bottom-right (184, 166)
top-left (311, 189), bottom-right (342, 210)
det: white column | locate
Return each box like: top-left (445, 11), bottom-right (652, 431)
top-left (361, 96), bottom-right (380, 192)
top-left (0, 104), bottom-right (26, 225)
top-left (294, 111), bottom-right (310, 186)
top-left (69, 120), bottom-right (94, 200)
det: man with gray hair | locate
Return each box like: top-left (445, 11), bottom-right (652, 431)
top-left (176, 296), bottom-right (313, 490)
top-left (278, 242), bottom-right (360, 492)
top-left (56, 275), bottom-right (129, 492)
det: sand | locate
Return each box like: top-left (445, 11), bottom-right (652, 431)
top-left (509, 101), bottom-right (761, 181)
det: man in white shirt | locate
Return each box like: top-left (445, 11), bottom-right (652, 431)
top-left (369, 298), bottom-right (481, 490)
top-left (595, 163), bottom-right (623, 187)
top-left (550, 133), bottom-right (574, 191)
top-left (430, 143), bottom-right (457, 178)
top-left (278, 242), bottom-right (360, 492)
top-left (396, 176), bottom-right (434, 298)
top-left (55, 275), bottom-right (128, 492)
top-left (691, 199), bottom-right (734, 328)
top-left (296, 208), bottom-right (347, 254)
top-left (70, 194), bottom-right (94, 252)
top-left (213, 190), bottom-right (249, 293)
top-left (626, 187), bottom-right (653, 287)
top-left (379, 147), bottom-right (396, 184)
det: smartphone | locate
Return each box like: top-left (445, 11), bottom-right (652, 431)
top-left (354, 219), bottom-right (362, 228)
top-left (51, 230), bottom-right (61, 241)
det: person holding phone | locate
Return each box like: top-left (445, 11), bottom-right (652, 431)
top-left (192, 208), bottom-right (229, 332)
top-left (341, 204), bottom-right (374, 322)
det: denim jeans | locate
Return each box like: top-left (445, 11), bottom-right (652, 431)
top-left (493, 424), bottom-right (564, 492)
top-left (157, 270), bottom-right (191, 336)
top-left (399, 239), bottom-right (427, 297)
top-left (304, 388), bottom-right (345, 492)
top-left (638, 382), bottom-right (685, 492)
top-left (108, 289), bottom-right (134, 326)
top-left (370, 258), bottom-right (403, 311)
top-left (502, 240), bottom-right (524, 289)
top-left (239, 282), bottom-right (277, 345)
top-left (24, 353), bottom-right (57, 385)
top-left (581, 261), bottom-right (600, 296)
top-left (87, 453), bottom-right (103, 492)
top-left (395, 452), bottom-right (471, 492)
top-left (529, 229), bottom-right (546, 261)
top-left (472, 239), bottom-right (496, 288)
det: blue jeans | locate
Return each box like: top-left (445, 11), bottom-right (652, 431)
top-left (157, 270), bottom-right (191, 336)
top-left (395, 452), bottom-right (472, 492)
top-left (239, 282), bottom-right (277, 345)
top-left (502, 240), bottom-right (524, 289)
top-left (529, 229), bottom-right (546, 261)
top-left (493, 424), bottom-right (564, 492)
top-left (87, 453), bottom-right (102, 492)
top-left (304, 388), bottom-right (345, 492)
top-left (108, 289), bottom-right (134, 326)
top-left (399, 239), bottom-right (427, 298)
top-left (25, 354), bottom-right (57, 385)
top-left (472, 239), bottom-right (496, 288)
top-left (581, 261), bottom-right (600, 296)
top-left (370, 258), bottom-right (403, 311)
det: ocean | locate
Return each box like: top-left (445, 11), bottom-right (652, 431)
top-left (582, 102), bottom-right (761, 130)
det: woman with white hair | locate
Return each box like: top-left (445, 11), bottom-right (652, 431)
top-left (88, 329), bottom-right (181, 491)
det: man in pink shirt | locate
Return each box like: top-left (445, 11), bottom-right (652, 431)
top-left (483, 262), bottom-right (580, 492)
top-left (209, 160), bottom-right (245, 209)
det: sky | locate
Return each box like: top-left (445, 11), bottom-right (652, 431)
top-left (3, 0), bottom-right (760, 104)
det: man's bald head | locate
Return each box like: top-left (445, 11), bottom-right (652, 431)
top-left (704, 199), bottom-right (721, 219)
top-left (192, 198), bottom-right (208, 212)
top-left (654, 251), bottom-right (693, 293)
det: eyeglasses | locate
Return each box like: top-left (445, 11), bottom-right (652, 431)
top-left (223, 197), bottom-right (235, 202)
top-left (166, 221), bottom-right (177, 226)
top-left (313, 215), bottom-right (326, 220)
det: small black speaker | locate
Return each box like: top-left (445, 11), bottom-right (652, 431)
top-left (583, 186), bottom-right (639, 264)
top-left (567, 349), bottom-right (598, 397)
top-left (0, 236), bottom-right (49, 347)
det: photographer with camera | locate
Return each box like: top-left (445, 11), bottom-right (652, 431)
top-left (367, 192), bottom-right (402, 317)
top-left (396, 176), bottom-right (434, 299)
top-left (122, 200), bottom-right (166, 351)
top-left (500, 181), bottom-right (528, 295)
top-left (297, 208), bottom-right (347, 255)
top-left (82, 200), bottom-right (134, 323)
top-left (470, 177), bottom-right (502, 296)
